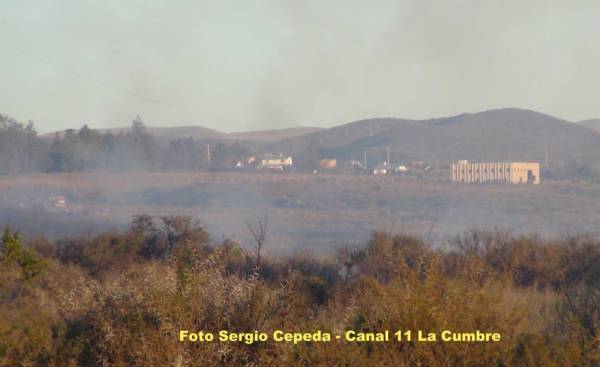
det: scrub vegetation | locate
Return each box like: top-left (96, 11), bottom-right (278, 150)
top-left (1, 216), bottom-right (599, 366)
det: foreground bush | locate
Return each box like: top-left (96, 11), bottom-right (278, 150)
top-left (1, 217), bottom-right (599, 366)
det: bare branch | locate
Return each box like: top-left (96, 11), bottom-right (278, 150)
top-left (246, 214), bottom-right (268, 270)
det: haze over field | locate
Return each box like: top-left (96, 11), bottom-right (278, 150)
top-left (1, 172), bottom-right (600, 254)
top-left (5, 106), bottom-right (600, 252)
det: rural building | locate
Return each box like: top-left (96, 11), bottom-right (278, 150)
top-left (393, 165), bottom-right (408, 173)
top-left (235, 156), bottom-right (257, 168)
top-left (47, 195), bottom-right (68, 212)
top-left (319, 159), bottom-right (337, 169)
top-left (373, 163), bottom-right (388, 175)
top-left (260, 154), bottom-right (293, 170)
top-left (450, 160), bottom-right (540, 184)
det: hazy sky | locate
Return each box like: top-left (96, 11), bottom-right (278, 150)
top-left (1, 0), bottom-right (599, 133)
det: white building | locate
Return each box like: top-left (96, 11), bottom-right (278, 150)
top-left (373, 163), bottom-right (388, 175)
top-left (260, 154), bottom-right (293, 170)
top-left (47, 195), bottom-right (68, 212)
top-left (394, 165), bottom-right (408, 173)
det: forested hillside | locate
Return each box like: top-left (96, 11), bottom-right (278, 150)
top-left (0, 114), bottom-right (247, 173)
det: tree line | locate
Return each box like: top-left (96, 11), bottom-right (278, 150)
top-left (0, 114), bottom-right (250, 174)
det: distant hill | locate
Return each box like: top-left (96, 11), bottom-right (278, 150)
top-left (39, 109), bottom-right (600, 170)
top-left (268, 108), bottom-right (600, 168)
top-left (42, 126), bottom-right (323, 142)
top-left (577, 119), bottom-right (600, 133)
top-left (227, 127), bottom-right (324, 142)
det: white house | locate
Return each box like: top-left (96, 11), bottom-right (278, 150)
top-left (373, 163), bottom-right (388, 175)
top-left (394, 165), bottom-right (408, 173)
top-left (260, 154), bottom-right (293, 170)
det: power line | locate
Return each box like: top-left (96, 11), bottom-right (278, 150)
top-left (0, 41), bottom-right (234, 127)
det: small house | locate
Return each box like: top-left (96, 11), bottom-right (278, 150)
top-left (373, 163), bottom-right (388, 175)
top-left (319, 159), bottom-right (337, 169)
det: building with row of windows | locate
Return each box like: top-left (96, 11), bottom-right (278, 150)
top-left (260, 154), bottom-right (293, 170)
top-left (450, 160), bottom-right (540, 184)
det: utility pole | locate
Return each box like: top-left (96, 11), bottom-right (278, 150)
top-left (363, 151), bottom-right (367, 170)
top-left (508, 152), bottom-right (512, 182)
top-left (545, 149), bottom-right (549, 166)
top-left (207, 144), bottom-right (211, 166)
top-left (386, 146), bottom-right (390, 167)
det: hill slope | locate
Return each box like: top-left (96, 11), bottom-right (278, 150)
top-left (38, 109), bottom-right (600, 169)
top-left (577, 119), bottom-right (600, 133)
top-left (269, 108), bottom-right (600, 167)
top-left (42, 126), bottom-right (323, 142)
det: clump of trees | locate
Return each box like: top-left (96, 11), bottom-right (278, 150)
top-left (0, 115), bottom-right (48, 174)
top-left (0, 114), bottom-right (251, 175)
top-left (47, 117), bottom-right (161, 172)
top-left (1, 217), bottom-right (600, 365)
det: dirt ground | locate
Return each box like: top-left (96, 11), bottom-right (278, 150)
top-left (1, 172), bottom-right (599, 253)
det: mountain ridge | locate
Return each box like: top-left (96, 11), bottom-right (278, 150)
top-left (577, 119), bottom-right (600, 133)
top-left (37, 108), bottom-right (600, 168)
top-left (266, 108), bottom-right (600, 167)
top-left (41, 125), bottom-right (324, 142)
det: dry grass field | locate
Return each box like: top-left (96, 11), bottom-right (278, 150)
top-left (1, 172), bottom-right (600, 253)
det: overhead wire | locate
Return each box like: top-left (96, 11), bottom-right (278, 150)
top-left (0, 40), bottom-right (235, 129)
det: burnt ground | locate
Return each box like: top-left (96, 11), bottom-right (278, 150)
top-left (1, 172), bottom-right (599, 254)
